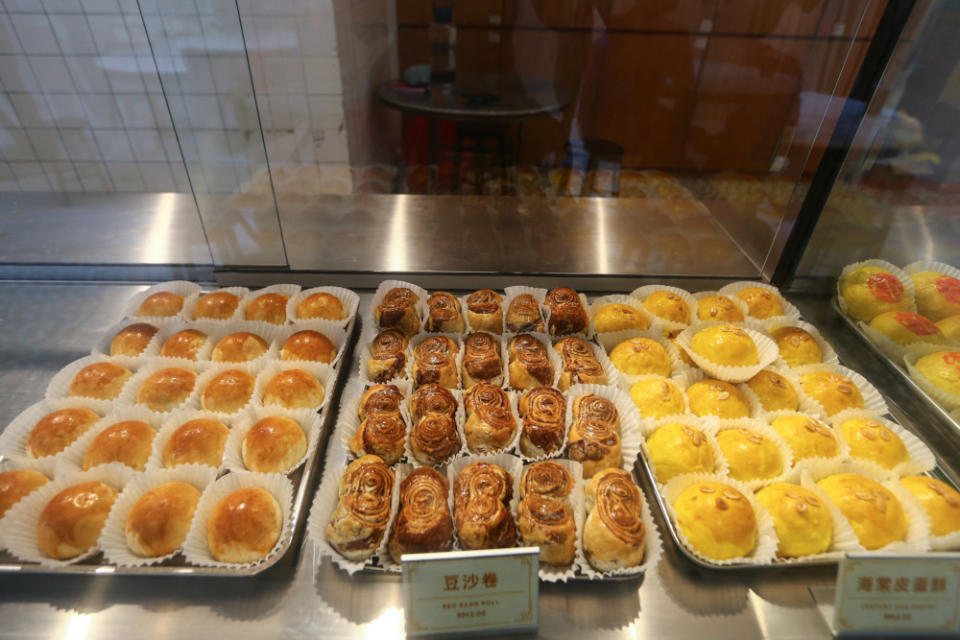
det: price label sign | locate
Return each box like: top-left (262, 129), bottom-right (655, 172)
top-left (834, 553), bottom-right (960, 635)
top-left (402, 547), bottom-right (539, 636)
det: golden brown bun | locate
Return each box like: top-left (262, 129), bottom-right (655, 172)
top-left (193, 291), bottom-right (239, 320)
top-left (0, 469), bottom-right (48, 518)
top-left (202, 369), bottom-right (255, 413)
top-left (410, 414), bottom-right (461, 465)
top-left (686, 379), bottom-right (750, 418)
top-left (464, 404), bottom-right (517, 454)
top-left (281, 330), bottom-right (335, 363)
top-left (837, 417), bottom-right (908, 469)
top-left (911, 270), bottom-right (960, 321)
top-left (571, 393), bottom-right (620, 432)
top-left (137, 367), bottom-right (197, 412)
top-left (801, 371), bottom-right (864, 416)
top-left (520, 461), bottom-right (573, 503)
top-left (453, 462), bottom-right (516, 550)
top-left (673, 481), bottom-right (756, 560)
top-left (840, 266), bottom-right (911, 322)
top-left (413, 335), bottom-right (459, 389)
top-left (646, 422), bottom-right (713, 483)
top-left (716, 427), bottom-right (783, 481)
top-left (82, 420), bottom-right (156, 471)
top-left (462, 332), bottom-right (503, 388)
top-left (26, 408), bottom-right (100, 458)
top-left (37, 481), bottom-right (118, 559)
top-left (518, 494), bottom-right (576, 566)
top-left (138, 292), bottom-right (183, 317)
top-left (609, 337), bottom-right (671, 377)
top-left (746, 369), bottom-right (799, 412)
top-left (388, 467), bottom-right (454, 562)
top-left (298, 292), bottom-right (346, 321)
top-left (629, 378), bottom-right (685, 419)
top-left (163, 418), bottom-right (229, 468)
top-left (507, 334), bottom-right (553, 390)
top-left (770, 326), bottom-right (822, 367)
top-left (936, 315), bottom-right (960, 342)
top-left (691, 324), bottom-right (759, 367)
top-left (367, 329), bottom-right (408, 382)
top-left (643, 290), bottom-right (690, 324)
top-left (360, 384), bottom-right (406, 419)
top-left (326, 455), bottom-right (394, 560)
top-left (696, 295), bottom-right (744, 323)
top-left (211, 332), bottom-right (269, 363)
top-left (583, 468), bottom-right (645, 570)
top-left (466, 289), bottom-right (504, 334)
top-left (817, 473), bottom-right (907, 549)
top-left (206, 487), bottom-right (282, 563)
top-left (900, 476), bottom-right (960, 537)
top-left (349, 413), bottom-right (407, 465)
top-left (125, 481), bottom-right (201, 557)
top-left (262, 369), bottom-right (325, 409)
top-left (110, 323), bottom-right (158, 357)
top-left (242, 416), bottom-right (307, 473)
top-left (244, 293), bottom-right (288, 324)
top-left (505, 293), bottom-right (544, 333)
top-left (425, 291), bottom-right (465, 333)
top-left (69, 362), bottom-right (133, 400)
top-left (755, 483), bottom-right (832, 558)
top-left (545, 287), bottom-right (588, 336)
top-left (593, 303), bottom-right (650, 333)
top-left (735, 287), bottom-right (783, 319)
top-left (554, 337), bottom-right (607, 390)
top-left (770, 415), bottom-right (838, 461)
top-left (518, 388), bottom-right (566, 458)
top-left (869, 311), bottom-right (947, 347)
top-left (914, 351), bottom-right (960, 397)
top-left (160, 329), bottom-right (207, 360)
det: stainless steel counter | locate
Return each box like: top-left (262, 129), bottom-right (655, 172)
top-left (8, 281), bottom-right (958, 639)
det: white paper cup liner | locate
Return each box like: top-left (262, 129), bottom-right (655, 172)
top-left (503, 286), bottom-right (548, 334)
top-left (904, 350), bottom-right (960, 411)
top-left (225, 407), bottom-right (321, 476)
top-left (836, 259), bottom-right (917, 319)
top-left (763, 318), bottom-right (840, 368)
top-left (515, 458), bottom-right (581, 581)
top-left (676, 322), bottom-right (780, 384)
top-left (253, 360), bottom-right (335, 413)
top-left (115, 359), bottom-right (206, 416)
top-left (204, 321), bottom-right (286, 367)
top-left (564, 384), bottom-right (642, 475)
top-left (237, 284), bottom-right (301, 325)
top-left (505, 332), bottom-right (563, 391)
top-left (45, 354), bottom-right (140, 402)
top-left (589, 294), bottom-right (659, 335)
top-left (623, 373), bottom-right (694, 421)
top-left (98, 464), bottom-right (217, 567)
top-left (596, 329), bottom-right (686, 387)
top-left (367, 280), bottom-right (427, 331)
top-left (0, 397), bottom-right (109, 477)
top-left (716, 281), bottom-right (802, 324)
top-left (858, 319), bottom-right (951, 362)
top-left (181, 470), bottom-right (294, 568)
top-left (143, 319), bottom-right (219, 363)
top-left (357, 325), bottom-right (413, 385)
top-left (182, 287), bottom-right (249, 324)
top-left (271, 320), bottom-right (348, 367)
top-left (403, 386), bottom-right (466, 467)
top-left (738, 365), bottom-right (808, 419)
top-left (796, 363), bottom-right (889, 418)
top-left (828, 409), bottom-right (937, 477)
top-left (712, 418), bottom-right (795, 491)
top-left (55, 404), bottom-right (167, 474)
top-left (91, 318), bottom-right (169, 359)
top-left (193, 361), bottom-right (265, 419)
top-left (408, 333), bottom-right (463, 390)
top-left (661, 472), bottom-right (778, 565)
top-left (639, 415), bottom-right (729, 484)
top-left (0, 462), bottom-right (133, 567)
top-left (291, 285), bottom-right (360, 328)
top-left (123, 281), bottom-right (202, 322)
top-left (541, 291), bottom-right (593, 339)
top-left (762, 410), bottom-right (848, 472)
top-left (146, 408), bottom-right (237, 472)
top-left (630, 285), bottom-right (696, 334)
top-left (461, 332), bottom-right (507, 389)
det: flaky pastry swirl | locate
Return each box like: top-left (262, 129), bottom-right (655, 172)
top-left (557, 337), bottom-right (606, 382)
top-left (410, 383), bottom-right (456, 421)
top-left (568, 420), bottom-right (621, 465)
top-left (454, 462), bottom-right (516, 550)
top-left (425, 292), bottom-right (463, 332)
top-left (350, 414), bottom-right (407, 465)
top-left (410, 414), bottom-right (461, 464)
top-left (327, 456), bottom-right (394, 558)
top-left (359, 384), bottom-right (404, 419)
top-left (545, 287), bottom-right (588, 336)
top-left (389, 467), bottom-right (453, 560)
top-left (572, 394), bottom-right (619, 431)
top-left (521, 461), bottom-right (573, 500)
top-left (467, 289), bottom-right (502, 315)
top-left (464, 382), bottom-right (508, 415)
top-left (508, 334), bottom-right (554, 386)
top-left (506, 294), bottom-right (544, 333)
top-left (594, 470), bottom-right (646, 546)
top-left (463, 332), bottom-right (502, 382)
top-left (519, 388), bottom-right (566, 456)
top-left (369, 330), bottom-right (407, 382)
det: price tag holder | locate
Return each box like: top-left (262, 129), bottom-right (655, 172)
top-left (402, 547), bottom-right (539, 636)
top-left (834, 553), bottom-right (960, 636)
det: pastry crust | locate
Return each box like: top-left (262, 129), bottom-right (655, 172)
top-left (914, 350), bottom-right (960, 397)
top-left (425, 291), bottom-right (464, 333)
top-left (202, 369), bottom-right (255, 413)
top-left (0, 469), bottom-right (48, 518)
top-left (211, 332), bottom-right (269, 363)
top-left (746, 369), bottom-right (799, 412)
top-left (609, 337), bottom-right (671, 377)
top-left (243, 416), bottom-right (308, 473)
top-left (37, 481), bottom-right (118, 559)
top-left (801, 371), bottom-right (864, 416)
top-left (770, 415), bottom-right (838, 461)
top-left (642, 290), bottom-right (690, 325)
top-left (413, 336), bottom-right (459, 389)
top-left (262, 369), bottom-right (325, 410)
top-left (583, 468), bottom-right (646, 570)
top-left (696, 295), bottom-right (744, 323)
top-left (110, 323), bottom-right (157, 357)
top-left (125, 481), bottom-right (201, 557)
top-left (716, 427), bottom-right (783, 481)
top-left (136, 367), bottom-right (197, 412)
top-left (160, 329), bottom-right (207, 360)
top-left (518, 494), bottom-right (576, 566)
top-left (462, 332), bottom-right (503, 388)
top-left (69, 362), bottom-right (133, 400)
top-left (193, 291), bottom-right (239, 320)
top-left (162, 418), bottom-right (229, 468)
top-left (466, 290), bottom-right (503, 334)
top-left (755, 483), bottom-right (832, 558)
top-left (507, 334), bottom-right (554, 390)
top-left (571, 394), bottom-right (620, 432)
top-left (936, 315), bottom-right (960, 342)
top-left (360, 384), bottom-right (405, 420)
top-left (464, 403), bottom-right (516, 454)
top-left (375, 288), bottom-right (419, 335)
top-left (593, 303), bottom-right (650, 333)
top-left (520, 461), bottom-right (573, 503)
top-left (629, 378), bottom-right (685, 419)
top-left (26, 407), bottom-right (100, 458)
top-left (545, 287), bottom-right (588, 336)
top-left (645, 422), bottom-right (713, 483)
top-left (555, 337), bottom-right (607, 390)
top-left (567, 418), bottom-right (620, 479)
top-left (464, 382), bottom-right (509, 416)
top-left (869, 311), bottom-right (948, 347)
top-left (900, 475), bottom-right (960, 537)
top-left (686, 379), bottom-right (750, 418)
top-left (770, 326), bottom-right (822, 367)
top-left (505, 294), bottom-right (544, 333)
top-left (518, 387), bottom-right (566, 458)
top-left (82, 420), bottom-right (156, 471)
top-left (840, 266), bottom-right (911, 322)
top-left (325, 455), bottom-right (394, 561)
top-left (207, 487), bottom-right (283, 563)
top-left (367, 330), bottom-right (408, 383)
top-left (911, 270), bottom-right (960, 321)
top-left (244, 293), bottom-right (288, 324)
top-left (349, 413), bottom-right (406, 466)
top-left (836, 417), bottom-right (909, 469)
top-left (281, 330), bottom-right (335, 363)
top-left (673, 481), bottom-right (756, 560)
top-left (453, 462), bottom-right (516, 550)
top-left (735, 287), bottom-right (783, 319)
top-left (690, 324), bottom-right (759, 367)
top-left (818, 473), bottom-right (907, 549)
top-left (388, 467), bottom-right (454, 562)
top-left (138, 291), bottom-right (183, 317)
top-left (410, 414), bottom-right (461, 465)
top-left (297, 292), bottom-right (346, 321)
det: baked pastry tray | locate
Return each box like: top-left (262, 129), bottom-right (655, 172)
top-left (0, 316), bottom-right (358, 577)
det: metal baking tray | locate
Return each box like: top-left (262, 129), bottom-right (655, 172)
top-left (0, 313), bottom-right (358, 577)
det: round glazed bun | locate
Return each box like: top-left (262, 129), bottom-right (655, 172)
top-left (202, 369), bottom-right (256, 413)
top-left (163, 418), bottom-right (230, 468)
top-left (0, 469), bottom-right (48, 518)
top-left (817, 473), bottom-right (907, 550)
top-left (900, 475), bottom-right (960, 537)
top-left (914, 351), bottom-right (960, 397)
top-left (801, 371), bottom-right (864, 416)
top-left (869, 311), bottom-right (947, 347)
top-left (244, 293), bottom-right (289, 324)
top-left (280, 330), bottom-right (336, 363)
top-left (686, 379), bottom-right (750, 419)
top-left (160, 329), bottom-right (208, 360)
top-left (715, 427), bottom-right (783, 481)
top-left (211, 332), bottom-right (269, 363)
top-left (642, 290), bottom-right (690, 324)
top-left (629, 377), bottom-right (685, 419)
top-left (770, 414), bottom-right (838, 461)
top-left (192, 291), bottom-right (240, 320)
top-left (69, 362), bottom-right (133, 400)
top-left (910, 270), bottom-right (960, 321)
top-left (755, 483), bottom-right (832, 558)
top-left (241, 416), bottom-right (307, 473)
top-left (691, 324), bottom-right (759, 367)
top-left (26, 407), bottom-right (100, 458)
top-left (137, 367), bottom-right (197, 412)
top-left (645, 422), bottom-right (714, 483)
top-left (836, 417), bottom-right (909, 469)
top-left (696, 295), bottom-right (744, 323)
top-left (770, 326), bottom-right (822, 367)
top-left (745, 369), bottom-right (799, 412)
top-left (840, 266), bottom-right (911, 322)
top-left (138, 291), bottom-right (184, 318)
top-left (297, 292), bottom-right (345, 320)
top-left (36, 481), bottom-right (118, 559)
top-left (936, 315), bottom-right (960, 342)
top-left (82, 420), bottom-right (156, 471)
top-left (673, 481), bottom-right (756, 560)
top-left (110, 323), bottom-right (158, 357)
top-left (735, 287), bottom-right (783, 319)
top-left (262, 369), bottom-right (325, 409)
top-left (125, 481), bottom-right (202, 557)
top-left (593, 303), bottom-right (650, 333)
top-left (609, 337), bottom-right (671, 377)
top-left (205, 487), bottom-right (282, 563)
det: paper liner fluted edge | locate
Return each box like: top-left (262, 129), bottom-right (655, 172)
top-left (675, 322), bottom-right (780, 384)
top-left (224, 407), bottom-right (322, 476)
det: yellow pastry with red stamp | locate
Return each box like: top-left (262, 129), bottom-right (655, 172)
top-left (839, 265), bottom-right (911, 322)
top-left (910, 270), bottom-right (960, 321)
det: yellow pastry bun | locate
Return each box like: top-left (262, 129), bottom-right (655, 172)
top-left (609, 337), bottom-right (671, 377)
top-left (159, 329), bottom-right (207, 360)
top-left (37, 481), bottom-right (118, 559)
top-left (755, 483), bottom-right (832, 558)
top-left (162, 418), bottom-right (230, 468)
top-left (82, 420), bottom-right (156, 471)
top-left (836, 417), bottom-right (909, 469)
top-left (770, 415), bottom-right (839, 461)
top-left (280, 330), bottom-right (336, 363)
top-left (242, 416), bottom-right (307, 473)
top-left (593, 303), bottom-right (650, 333)
top-left (690, 324), bottom-right (759, 367)
top-left (211, 332), bottom-right (269, 363)
top-left (646, 422), bottom-right (714, 483)
top-left (642, 290), bottom-right (690, 324)
top-left (900, 476), bottom-right (960, 537)
top-left (801, 371), bottom-right (864, 416)
top-left (746, 369), bottom-right (799, 412)
top-left (913, 351), bottom-right (960, 397)
top-left (262, 369), bottom-right (325, 409)
top-left (715, 427), bottom-right (784, 481)
top-left (69, 362), bottom-right (133, 400)
top-left (629, 377), bottom-right (685, 418)
top-left (110, 323), bottom-right (158, 357)
top-left (910, 270), bottom-right (960, 321)
top-left (244, 293), bottom-right (289, 324)
top-left (0, 469), bottom-right (48, 518)
top-left (137, 367), bottom-right (197, 412)
top-left (696, 295), bottom-right (744, 323)
top-left (206, 487), bottom-right (282, 563)
top-left (936, 315), bottom-right (960, 342)
top-left (202, 369), bottom-right (256, 413)
top-left (297, 292), bottom-right (345, 320)
top-left (686, 379), bottom-right (750, 418)
top-left (26, 407), bottom-right (100, 458)
top-left (673, 481), bottom-right (756, 560)
top-left (193, 291), bottom-right (240, 320)
top-left (839, 266), bottom-right (911, 322)
top-left (125, 481), bottom-right (202, 557)
top-left (817, 474), bottom-right (907, 549)
top-left (770, 326), bottom-right (823, 367)
top-left (137, 291), bottom-right (183, 317)
top-left (735, 286), bottom-right (783, 319)
top-left (869, 311), bottom-right (948, 347)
